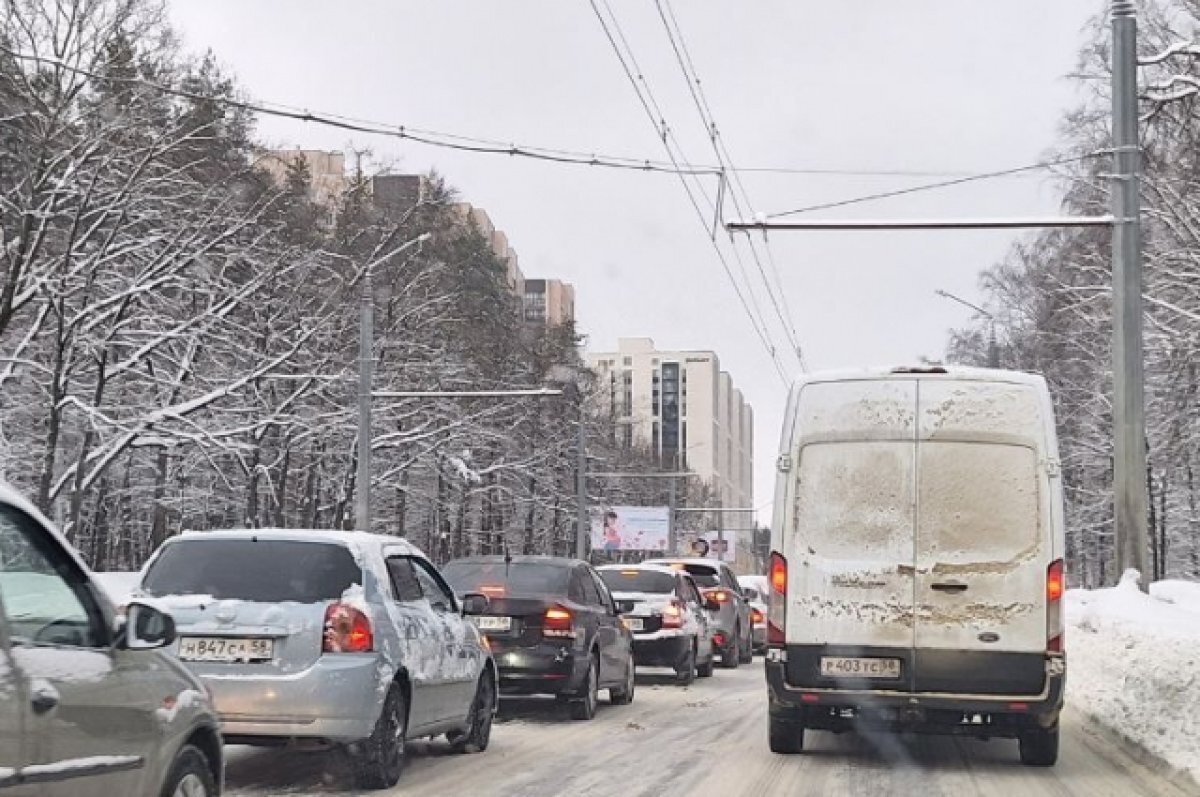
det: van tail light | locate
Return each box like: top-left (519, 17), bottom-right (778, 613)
top-left (661, 600), bottom-right (684, 629)
top-left (1046, 559), bottom-right (1064, 654)
top-left (768, 551), bottom-right (787, 646)
top-left (323, 603), bottom-right (373, 653)
top-left (543, 605), bottom-right (577, 639)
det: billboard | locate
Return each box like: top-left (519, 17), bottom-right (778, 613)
top-left (591, 506), bottom-right (670, 552)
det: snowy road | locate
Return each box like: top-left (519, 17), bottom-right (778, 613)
top-left (225, 661), bottom-right (1197, 797)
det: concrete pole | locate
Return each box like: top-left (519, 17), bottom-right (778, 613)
top-left (356, 265), bottom-right (374, 532)
top-left (1111, 1), bottom-right (1150, 588)
top-left (575, 392), bottom-right (588, 560)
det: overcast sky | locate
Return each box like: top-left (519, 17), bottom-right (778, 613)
top-left (167, 0), bottom-right (1102, 520)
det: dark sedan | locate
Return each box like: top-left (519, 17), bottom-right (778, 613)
top-left (442, 555), bottom-right (636, 720)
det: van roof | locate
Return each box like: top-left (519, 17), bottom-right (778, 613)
top-left (791, 366), bottom-right (1046, 390)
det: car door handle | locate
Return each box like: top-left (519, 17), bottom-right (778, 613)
top-left (31, 683), bottom-right (60, 715)
top-left (931, 582), bottom-right (968, 594)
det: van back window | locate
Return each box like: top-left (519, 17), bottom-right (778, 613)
top-left (141, 539), bottom-right (361, 603)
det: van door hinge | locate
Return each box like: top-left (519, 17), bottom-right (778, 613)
top-left (777, 454), bottom-right (793, 473)
top-left (1043, 458), bottom-right (1061, 477)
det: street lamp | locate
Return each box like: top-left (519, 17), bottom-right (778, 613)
top-left (934, 289), bottom-right (1000, 368)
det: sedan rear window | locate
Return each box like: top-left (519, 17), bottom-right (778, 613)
top-left (441, 561), bottom-right (569, 597)
top-left (142, 539), bottom-right (361, 603)
top-left (598, 569), bottom-right (675, 594)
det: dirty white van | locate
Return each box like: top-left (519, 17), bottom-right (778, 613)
top-left (764, 367), bottom-right (1066, 765)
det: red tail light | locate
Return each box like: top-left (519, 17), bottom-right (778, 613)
top-left (661, 600), bottom-right (684, 629)
top-left (543, 605), bottom-right (576, 639)
top-left (1046, 558), bottom-right (1065, 654)
top-left (768, 551), bottom-right (787, 645)
top-left (323, 603), bottom-right (373, 653)
top-left (751, 608), bottom-right (764, 624)
top-left (480, 584), bottom-right (506, 598)
top-left (705, 589), bottom-right (731, 604)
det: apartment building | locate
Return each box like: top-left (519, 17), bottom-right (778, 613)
top-left (585, 338), bottom-right (754, 567)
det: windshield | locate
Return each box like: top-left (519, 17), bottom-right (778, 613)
top-left (598, 568), bottom-right (675, 594)
top-left (142, 539), bottom-right (361, 603)
top-left (441, 561), bottom-right (570, 597)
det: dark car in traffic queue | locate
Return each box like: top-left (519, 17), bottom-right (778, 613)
top-left (645, 558), bottom-right (754, 668)
top-left (597, 563), bottom-right (717, 685)
top-left (441, 555), bottom-right (636, 720)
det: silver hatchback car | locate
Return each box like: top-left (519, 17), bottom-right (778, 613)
top-left (137, 529), bottom-right (497, 790)
top-left (0, 484), bottom-right (223, 797)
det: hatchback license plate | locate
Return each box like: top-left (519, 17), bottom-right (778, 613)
top-left (179, 636), bottom-right (274, 663)
top-left (624, 617), bottom-right (644, 632)
top-left (474, 616), bottom-right (512, 632)
top-left (820, 656), bottom-right (901, 679)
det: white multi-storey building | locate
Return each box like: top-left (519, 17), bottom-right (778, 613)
top-left (585, 338), bottom-right (754, 566)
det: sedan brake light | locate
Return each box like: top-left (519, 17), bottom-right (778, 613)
top-left (323, 603), bottom-right (373, 653)
top-left (543, 605), bottom-right (576, 639)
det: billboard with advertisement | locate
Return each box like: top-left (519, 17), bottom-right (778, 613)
top-left (591, 506), bottom-right (670, 552)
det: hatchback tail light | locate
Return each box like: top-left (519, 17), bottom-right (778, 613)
top-left (323, 603), bottom-right (373, 653)
top-left (1046, 558), bottom-right (1064, 654)
top-left (543, 605), bottom-right (576, 639)
top-left (768, 551), bottom-right (787, 645)
top-left (661, 600), bottom-right (684, 629)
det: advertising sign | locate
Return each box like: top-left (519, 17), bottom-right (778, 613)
top-left (591, 506), bottom-right (670, 552)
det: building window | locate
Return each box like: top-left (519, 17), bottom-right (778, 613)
top-left (523, 291), bottom-right (546, 323)
top-left (623, 356), bottom-right (632, 366)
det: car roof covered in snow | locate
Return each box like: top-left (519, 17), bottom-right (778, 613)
top-left (596, 562), bottom-right (681, 577)
top-left (791, 365), bottom-right (1046, 390)
top-left (169, 527), bottom-right (425, 558)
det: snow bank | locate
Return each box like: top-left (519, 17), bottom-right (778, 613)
top-left (1066, 570), bottom-right (1200, 782)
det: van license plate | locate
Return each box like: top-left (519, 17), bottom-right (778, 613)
top-left (179, 637), bottom-right (274, 663)
top-left (820, 656), bottom-right (901, 679)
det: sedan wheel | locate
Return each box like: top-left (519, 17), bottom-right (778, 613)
top-left (449, 671), bottom-right (496, 753)
top-left (161, 745), bottom-right (216, 797)
top-left (570, 656), bottom-right (599, 720)
top-left (610, 654), bottom-right (636, 705)
top-left (352, 687), bottom-right (407, 789)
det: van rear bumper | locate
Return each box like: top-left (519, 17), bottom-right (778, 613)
top-left (765, 649), bottom-right (1065, 733)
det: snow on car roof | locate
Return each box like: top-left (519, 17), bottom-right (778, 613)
top-left (792, 365), bottom-right (1046, 389)
top-left (644, 557), bottom-right (723, 570)
top-left (172, 527), bottom-right (424, 557)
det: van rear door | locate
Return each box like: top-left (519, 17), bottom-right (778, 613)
top-left (783, 379), bottom-right (917, 690)
top-left (913, 379), bottom-right (1049, 696)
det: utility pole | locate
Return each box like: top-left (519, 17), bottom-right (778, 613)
top-left (356, 263), bottom-right (374, 532)
top-left (1111, 0), bottom-right (1150, 587)
top-left (576, 396), bottom-right (588, 560)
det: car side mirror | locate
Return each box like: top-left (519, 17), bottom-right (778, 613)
top-left (123, 602), bottom-right (176, 650)
top-left (703, 597), bottom-right (721, 612)
top-left (615, 599), bottom-right (636, 615)
top-left (460, 593), bottom-right (489, 616)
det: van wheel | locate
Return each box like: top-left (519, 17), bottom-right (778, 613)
top-left (768, 715), bottom-right (805, 754)
top-left (351, 687), bottom-right (407, 789)
top-left (1018, 725), bottom-right (1059, 766)
top-left (161, 744), bottom-right (217, 797)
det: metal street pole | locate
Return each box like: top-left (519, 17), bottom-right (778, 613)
top-left (934, 288), bottom-right (1000, 368)
top-left (1111, 0), bottom-right (1150, 588)
top-left (575, 395), bottom-right (588, 560)
top-left (356, 264), bottom-right (374, 532)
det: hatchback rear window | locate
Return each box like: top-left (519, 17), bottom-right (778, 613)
top-left (142, 539), bottom-right (361, 603)
top-left (599, 569), bottom-right (675, 594)
top-left (441, 561), bottom-right (569, 597)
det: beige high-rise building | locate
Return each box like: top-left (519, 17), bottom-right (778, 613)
top-left (522, 278), bottom-right (576, 326)
top-left (585, 338), bottom-right (754, 569)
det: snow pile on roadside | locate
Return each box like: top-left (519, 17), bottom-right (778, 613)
top-left (1066, 570), bottom-right (1200, 781)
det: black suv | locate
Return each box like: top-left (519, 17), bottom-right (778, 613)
top-left (442, 555), bottom-right (636, 720)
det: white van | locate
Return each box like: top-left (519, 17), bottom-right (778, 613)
top-left (764, 367), bottom-right (1066, 766)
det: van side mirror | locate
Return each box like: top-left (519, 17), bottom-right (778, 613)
top-left (460, 593), bottom-right (489, 616)
top-left (122, 602), bottom-right (176, 650)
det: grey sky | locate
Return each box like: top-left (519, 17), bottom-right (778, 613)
top-left (167, 0), bottom-right (1101, 520)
